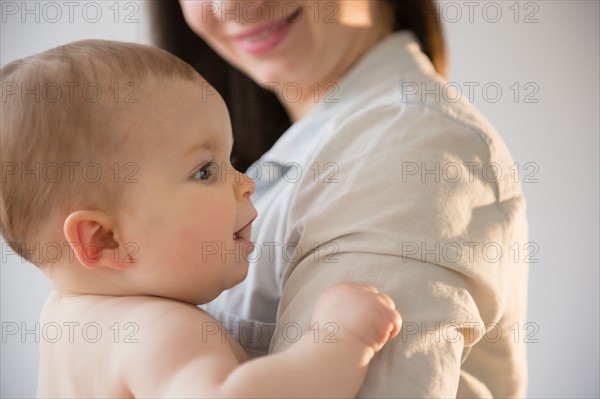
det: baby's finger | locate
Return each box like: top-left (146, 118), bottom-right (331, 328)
top-left (377, 292), bottom-right (396, 309)
top-left (357, 283), bottom-right (380, 294)
top-left (388, 309), bottom-right (403, 339)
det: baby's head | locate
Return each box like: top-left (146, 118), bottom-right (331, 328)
top-left (1, 40), bottom-right (257, 304)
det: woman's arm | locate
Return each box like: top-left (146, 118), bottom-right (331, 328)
top-left (270, 102), bottom-right (528, 397)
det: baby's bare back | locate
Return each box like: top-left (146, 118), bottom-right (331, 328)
top-left (37, 292), bottom-right (246, 397)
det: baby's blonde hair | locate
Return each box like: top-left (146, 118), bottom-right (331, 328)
top-left (1, 40), bottom-right (200, 264)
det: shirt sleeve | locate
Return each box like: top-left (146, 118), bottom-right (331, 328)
top-left (269, 102), bottom-right (529, 398)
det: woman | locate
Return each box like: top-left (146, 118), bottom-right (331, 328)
top-left (150, 1), bottom-right (528, 397)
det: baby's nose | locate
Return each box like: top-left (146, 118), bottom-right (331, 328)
top-left (236, 171), bottom-right (256, 198)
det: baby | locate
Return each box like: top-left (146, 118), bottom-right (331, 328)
top-left (0, 40), bottom-right (401, 398)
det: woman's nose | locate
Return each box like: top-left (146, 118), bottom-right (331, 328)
top-left (213, 0), bottom-right (265, 22)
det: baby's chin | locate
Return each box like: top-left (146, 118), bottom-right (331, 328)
top-left (229, 262), bottom-right (251, 289)
top-left (189, 267), bottom-right (250, 305)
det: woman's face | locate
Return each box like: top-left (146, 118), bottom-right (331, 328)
top-left (179, 0), bottom-right (390, 87)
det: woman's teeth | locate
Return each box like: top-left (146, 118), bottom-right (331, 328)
top-left (245, 21), bottom-right (286, 43)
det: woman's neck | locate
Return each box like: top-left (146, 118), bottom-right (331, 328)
top-left (278, 22), bottom-right (394, 122)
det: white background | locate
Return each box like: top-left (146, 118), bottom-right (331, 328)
top-left (1, 1), bottom-right (599, 397)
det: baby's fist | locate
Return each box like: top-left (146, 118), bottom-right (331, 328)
top-left (311, 282), bottom-right (402, 353)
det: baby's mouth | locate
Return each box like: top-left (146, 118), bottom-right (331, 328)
top-left (233, 214), bottom-right (257, 242)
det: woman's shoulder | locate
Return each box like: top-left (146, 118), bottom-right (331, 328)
top-left (330, 69), bottom-right (502, 154)
top-left (284, 72), bottom-right (526, 241)
top-left (312, 70), bottom-right (521, 204)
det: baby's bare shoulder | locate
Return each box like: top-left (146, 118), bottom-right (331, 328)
top-left (114, 296), bottom-right (242, 395)
top-left (41, 293), bottom-right (223, 352)
top-left (119, 295), bottom-right (213, 322)
top-left (42, 293), bottom-right (214, 325)
top-left (101, 296), bottom-right (221, 343)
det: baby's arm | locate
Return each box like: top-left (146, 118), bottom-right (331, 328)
top-left (122, 283), bottom-right (401, 398)
top-left (216, 282), bottom-right (401, 398)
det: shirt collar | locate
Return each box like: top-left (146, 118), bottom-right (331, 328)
top-left (324, 30), bottom-right (435, 110)
top-left (254, 31), bottom-right (435, 165)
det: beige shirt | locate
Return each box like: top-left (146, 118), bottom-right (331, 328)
top-left (205, 31), bottom-right (529, 398)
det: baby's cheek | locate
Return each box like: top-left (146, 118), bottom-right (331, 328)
top-left (173, 224), bottom-right (218, 256)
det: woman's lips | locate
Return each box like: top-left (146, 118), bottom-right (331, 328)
top-left (233, 7), bottom-right (301, 54)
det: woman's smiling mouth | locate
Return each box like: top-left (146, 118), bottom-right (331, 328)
top-left (232, 7), bottom-right (301, 54)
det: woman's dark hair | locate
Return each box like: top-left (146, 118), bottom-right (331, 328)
top-left (148, 1), bottom-right (446, 171)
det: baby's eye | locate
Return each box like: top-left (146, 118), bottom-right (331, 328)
top-left (191, 161), bottom-right (218, 182)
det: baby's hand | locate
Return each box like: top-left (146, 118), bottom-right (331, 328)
top-left (311, 282), bottom-right (402, 353)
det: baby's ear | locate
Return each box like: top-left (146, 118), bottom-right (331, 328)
top-left (63, 210), bottom-right (131, 271)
